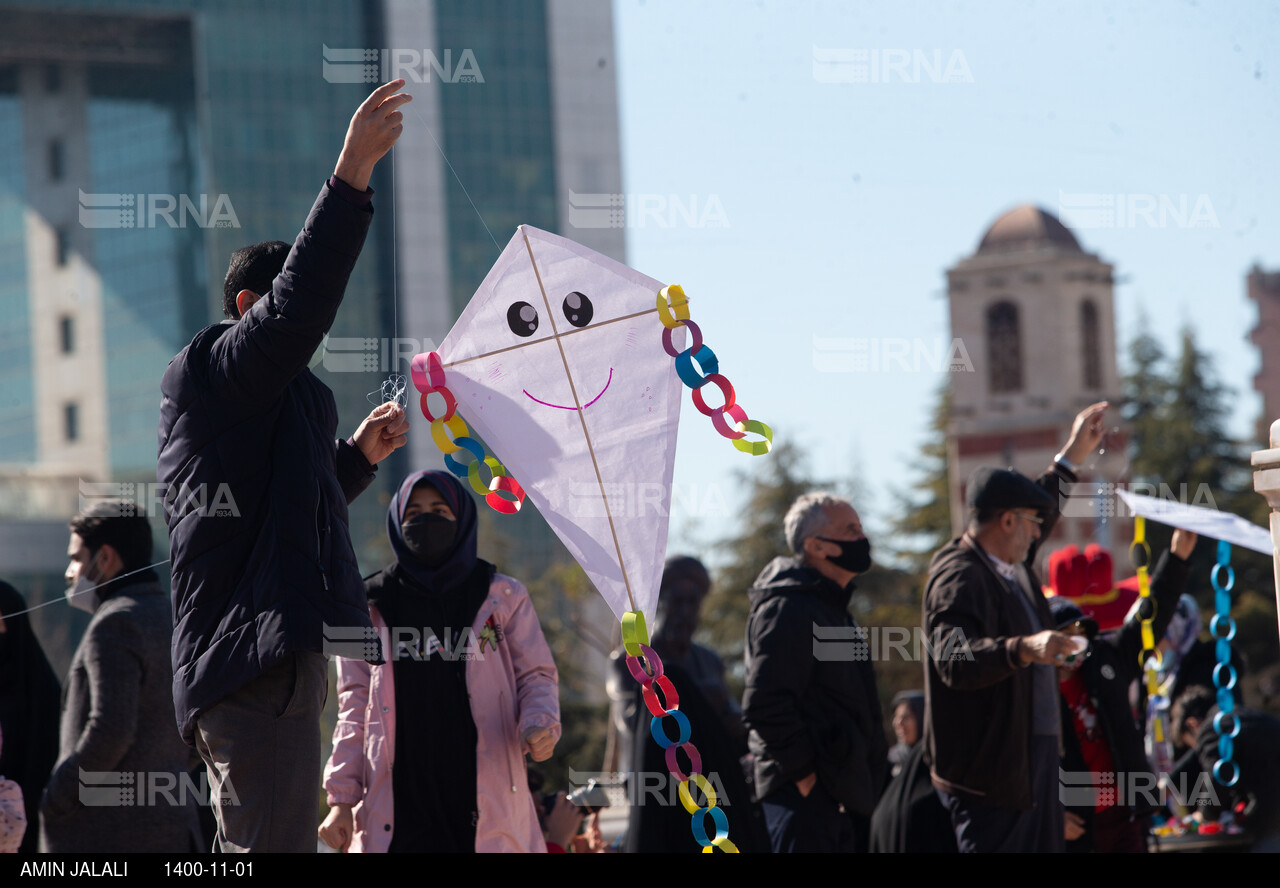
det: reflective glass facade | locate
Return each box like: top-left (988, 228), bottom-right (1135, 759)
top-left (0, 76), bottom-right (34, 463)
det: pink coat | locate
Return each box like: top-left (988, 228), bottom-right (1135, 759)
top-left (323, 574), bottom-right (561, 852)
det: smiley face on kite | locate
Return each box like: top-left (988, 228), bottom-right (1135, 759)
top-left (429, 226), bottom-right (685, 620)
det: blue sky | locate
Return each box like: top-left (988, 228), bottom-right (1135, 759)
top-left (611, 0), bottom-right (1280, 562)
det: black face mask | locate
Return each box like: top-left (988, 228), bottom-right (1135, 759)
top-left (401, 513), bottom-right (457, 568)
top-left (817, 537), bottom-right (872, 574)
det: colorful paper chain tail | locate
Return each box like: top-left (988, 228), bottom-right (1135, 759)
top-left (1130, 517), bottom-right (1163, 742)
top-left (658, 285), bottom-right (772, 456)
top-left (621, 611), bottom-right (739, 852)
top-left (410, 351), bottom-right (526, 514)
top-left (1209, 540), bottom-right (1240, 787)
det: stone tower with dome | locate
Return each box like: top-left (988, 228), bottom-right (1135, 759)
top-left (945, 205), bottom-right (1126, 557)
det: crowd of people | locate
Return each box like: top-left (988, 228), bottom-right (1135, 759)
top-left (1, 79), bottom-right (1277, 856)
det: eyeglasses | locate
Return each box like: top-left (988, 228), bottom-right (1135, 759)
top-left (1012, 512), bottom-right (1043, 526)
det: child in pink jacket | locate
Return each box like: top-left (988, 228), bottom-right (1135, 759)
top-left (320, 470), bottom-right (561, 853)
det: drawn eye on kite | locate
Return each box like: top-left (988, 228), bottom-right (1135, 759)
top-left (562, 291), bottom-right (593, 328)
top-left (507, 301), bottom-right (539, 337)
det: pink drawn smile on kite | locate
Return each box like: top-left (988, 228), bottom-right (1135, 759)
top-left (523, 368), bottom-right (613, 411)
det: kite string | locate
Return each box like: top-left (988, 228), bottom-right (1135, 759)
top-left (369, 145), bottom-right (408, 410)
top-left (410, 105), bottom-right (501, 254)
top-left (2, 559), bottom-right (172, 619)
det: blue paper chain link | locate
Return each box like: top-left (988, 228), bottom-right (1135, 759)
top-left (1210, 540), bottom-right (1239, 787)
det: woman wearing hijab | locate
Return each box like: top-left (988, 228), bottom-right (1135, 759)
top-left (319, 470), bottom-right (561, 853)
top-left (886, 690), bottom-right (924, 779)
top-left (0, 581), bottom-right (61, 856)
top-left (870, 689), bottom-right (956, 853)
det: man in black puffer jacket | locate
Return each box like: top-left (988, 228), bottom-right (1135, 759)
top-left (743, 491), bottom-right (887, 853)
top-left (157, 80), bottom-right (412, 852)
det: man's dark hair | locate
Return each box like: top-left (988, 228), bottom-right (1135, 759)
top-left (661, 555), bottom-right (711, 597)
top-left (69, 502), bottom-right (153, 573)
top-left (1171, 685), bottom-right (1218, 741)
top-left (222, 241), bottom-right (290, 318)
top-left (967, 506), bottom-right (1004, 532)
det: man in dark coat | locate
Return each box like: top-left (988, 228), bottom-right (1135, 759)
top-left (157, 81), bottom-right (411, 852)
top-left (743, 492), bottom-right (887, 852)
top-left (923, 401), bottom-right (1108, 853)
top-left (1049, 526), bottom-right (1195, 853)
top-left (40, 504), bottom-right (197, 853)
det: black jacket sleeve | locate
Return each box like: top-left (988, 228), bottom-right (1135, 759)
top-left (204, 181), bottom-right (373, 406)
top-left (335, 438), bottom-right (376, 504)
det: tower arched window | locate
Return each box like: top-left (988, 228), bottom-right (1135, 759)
top-left (986, 301), bottom-right (1022, 393)
top-left (1081, 299), bottom-right (1101, 390)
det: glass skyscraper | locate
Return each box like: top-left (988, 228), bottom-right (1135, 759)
top-left (0, 0), bottom-right (625, 673)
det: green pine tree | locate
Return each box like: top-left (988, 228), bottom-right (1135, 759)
top-left (701, 439), bottom-right (827, 661)
top-left (886, 382), bottom-right (954, 577)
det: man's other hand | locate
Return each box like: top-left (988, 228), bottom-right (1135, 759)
top-left (796, 772), bottom-right (817, 798)
top-left (1016, 630), bottom-right (1078, 666)
top-left (334, 80), bottom-right (412, 192)
top-left (1065, 810), bottom-right (1086, 842)
top-left (353, 402), bottom-right (408, 466)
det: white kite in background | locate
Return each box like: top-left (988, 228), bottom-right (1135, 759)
top-left (1116, 489), bottom-right (1274, 556)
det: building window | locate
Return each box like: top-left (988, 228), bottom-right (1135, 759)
top-left (45, 63), bottom-right (62, 93)
top-left (48, 139), bottom-right (64, 181)
top-left (59, 315), bottom-right (74, 354)
top-left (1081, 299), bottom-right (1102, 390)
top-left (55, 228), bottom-right (69, 266)
top-left (64, 402), bottom-right (79, 442)
top-left (986, 301), bottom-right (1022, 393)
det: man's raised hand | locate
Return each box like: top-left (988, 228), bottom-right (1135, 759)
top-left (334, 79), bottom-right (412, 192)
top-left (1061, 401), bottom-right (1110, 467)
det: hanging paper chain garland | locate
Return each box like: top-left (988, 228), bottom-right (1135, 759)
top-left (621, 611), bottom-right (739, 853)
top-left (1209, 540), bottom-right (1240, 787)
top-left (657, 285), bottom-right (772, 456)
top-left (1130, 517), bottom-right (1165, 744)
top-left (409, 351), bottom-right (526, 514)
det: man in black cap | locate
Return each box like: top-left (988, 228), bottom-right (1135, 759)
top-left (922, 401), bottom-right (1108, 852)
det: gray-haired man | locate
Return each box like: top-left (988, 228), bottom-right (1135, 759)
top-left (742, 492), bottom-right (887, 852)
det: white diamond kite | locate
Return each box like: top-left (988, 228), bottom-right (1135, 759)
top-left (424, 225), bottom-right (688, 622)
